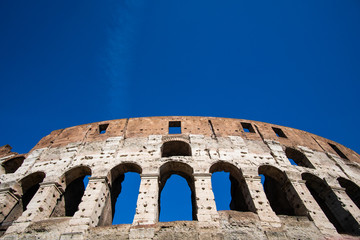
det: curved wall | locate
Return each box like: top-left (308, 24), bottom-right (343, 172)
top-left (0, 117), bottom-right (359, 239)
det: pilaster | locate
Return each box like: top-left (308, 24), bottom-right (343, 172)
top-left (5, 182), bottom-right (63, 234)
top-left (243, 176), bottom-right (281, 228)
top-left (67, 176), bottom-right (110, 232)
top-left (193, 173), bottom-right (219, 225)
top-left (132, 174), bottom-right (159, 226)
top-left (290, 180), bottom-right (338, 235)
top-left (0, 188), bottom-right (19, 223)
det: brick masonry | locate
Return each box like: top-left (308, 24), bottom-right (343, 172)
top-left (0, 116), bottom-right (359, 239)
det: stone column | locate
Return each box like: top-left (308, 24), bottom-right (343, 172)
top-left (67, 176), bottom-right (110, 232)
top-left (331, 186), bottom-right (360, 224)
top-left (193, 173), bottom-right (219, 225)
top-left (132, 174), bottom-right (159, 225)
top-left (5, 182), bottom-right (63, 234)
top-left (0, 188), bottom-right (19, 223)
top-left (130, 174), bottom-right (159, 240)
top-left (290, 180), bottom-right (338, 235)
top-left (329, 186), bottom-right (360, 235)
top-left (243, 175), bottom-right (281, 228)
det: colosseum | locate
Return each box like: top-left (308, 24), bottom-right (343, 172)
top-left (0, 116), bottom-right (359, 240)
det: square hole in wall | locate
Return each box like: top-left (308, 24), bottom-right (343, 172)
top-left (99, 124), bottom-right (109, 134)
top-left (241, 122), bottom-right (255, 133)
top-left (272, 127), bottom-right (287, 138)
top-left (169, 121), bottom-right (181, 134)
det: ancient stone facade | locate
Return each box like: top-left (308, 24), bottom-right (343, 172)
top-left (0, 116), bottom-right (359, 240)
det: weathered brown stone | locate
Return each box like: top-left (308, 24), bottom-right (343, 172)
top-left (0, 117), bottom-right (359, 239)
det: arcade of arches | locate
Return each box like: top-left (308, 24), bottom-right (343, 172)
top-left (1, 161), bottom-right (359, 237)
top-left (0, 116), bottom-right (360, 239)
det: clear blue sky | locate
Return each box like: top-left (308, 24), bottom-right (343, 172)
top-left (1, 0), bottom-right (360, 223)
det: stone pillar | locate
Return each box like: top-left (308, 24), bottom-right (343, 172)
top-left (243, 175), bottom-right (281, 228)
top-left (130, 174), bottom-right (159, 240)
top-left (193, 173), bottom-right (219, 225)
top-left (290, 180), bottom-right (338, 235)
top-left (67, 176), bottom-right (110, 232)
top-left (328, 186), bottom-right (360, 235)
top-left (0, 188), bottom-right (19, 223)
top-left (331, 186), bottom-right (360, 224)
top-left (5, 182), bottom-right (63, 234)
top-left (132, 174), bottom-right (159, 225)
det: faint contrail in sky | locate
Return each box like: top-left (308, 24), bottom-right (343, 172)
top-left (102, 1), bottom-right (146, 118)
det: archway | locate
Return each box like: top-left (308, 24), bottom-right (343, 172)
top-left (303, 173), bottom-right (360, 235)
top-left (210, 161), bottom-right (254, 212)
top-left (159, 161), bottom-right (196, 221)
top-left (0, 171), bottom-right (45, 234)
top-left (285, 147), bottom-right (314, 168)
top-left (101, 163), bottom-right (142, 225)
top-left (161, 141), bottom-right (192, 157)
top-left (259, 165), bottom-right (307, 216)
top-left (51, 166), bottom-right (91, 217)
top-left (2, 156), bottom-right (25, 174)
top-left (338, 177), bottom-right (360, 209)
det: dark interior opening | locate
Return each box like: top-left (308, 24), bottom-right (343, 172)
top-left (263, 175), bottom-right (294, 215)
top-left (169, 121), bottom-right (181, 134)
top-left (328, 143), bottom-right (348, 160)
top-left (0, 172), bottom-right (45, 236)
top-left (338, 177), bottom-right (360, 209)
top-left (259, 166), bottom-right (307, 217)
top-left (303, 173), bottom-right (360, 235)
top-left (99, 124), bottom-right (109, 134)
top-left (272, 127), bottom-right (287, 138)
top-left (241, 122), bottom-right (255, 133)
top-left (51, 167), bottom-right (91, 218)
top-left (2, 156), bottom-right (25, 174)
top-left (64, 176), bottom-right (86, 216)
top-left (229, 175), bottom-right (250, 211)
top-left (285, 147), bottom-right (315, 168)
top-left (162, 141), bottom-right (191, 157)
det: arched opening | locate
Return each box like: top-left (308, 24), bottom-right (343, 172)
top-left (0, 172), bottom-right (45, 235)
top-left (112, 172), bottom-right (140, 224)
top-left (51, 166), bottom-right (91, 217)
top-left (210, 161), bottom-right (254, 212)
top-left (21, 172), bottom-right (46, 210)
top-left (159, 161), bottom-right (196, 221)
top-left (338, 177), bottom-right (360, 209)
top-left (285, 147), bottom-right (315, 169)
top-left (259, 165), bottom-right (307, 216)
top-left (302, 173), bottom-right (360, 235)
top-left (161, 141), bottom-right (191, 157)
top-left (2, 156), bottom-right (25, 174)
top-left (160, 174), bottom-right (193, 221)
top-left (100, 163), bottom-right (141, 225)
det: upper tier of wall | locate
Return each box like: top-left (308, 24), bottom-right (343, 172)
top-left (31, 116), bottom-right (360, 163)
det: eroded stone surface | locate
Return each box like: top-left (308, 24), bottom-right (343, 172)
top-left (0, 117), bottom-right (359, 239)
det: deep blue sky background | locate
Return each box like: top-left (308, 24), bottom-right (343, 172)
top-left (1, 0), bottom-right (360, 223)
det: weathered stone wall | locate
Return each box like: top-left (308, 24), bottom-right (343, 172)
top-left (0, 116), bottom-right (359, 239)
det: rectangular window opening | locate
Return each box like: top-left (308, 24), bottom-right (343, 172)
top-left (272, 127), bottom-right (287, 138)
top-left (241, 122), bottom-right (255, 133)
top-left (329, 143), bottom-right (348, 160)
top-left (169, 121), bottom-right (181, 134)
top-left (99, 124), bottom-right (109, 134)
